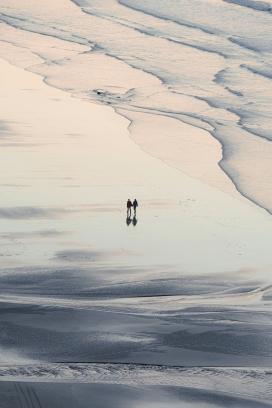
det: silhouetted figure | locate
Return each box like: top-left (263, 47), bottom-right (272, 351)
top-left (127, 199), bottom-right (132, 217)
top-left (133, 199), bottom-right (138, 213)
top-left (126, 216), bottom-right (132, 226)
top-left (132, 215), bottom-right (138, 227)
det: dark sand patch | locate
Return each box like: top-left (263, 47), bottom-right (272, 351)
top-left (1, 230), bottom-right (73, 239)
top-left (52, 249), bottom-right (123, 263)
top-left (0, 379), bottom-right (271, 407)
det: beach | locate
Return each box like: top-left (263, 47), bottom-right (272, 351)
top-left (0, 0), bottom-right (272, 406)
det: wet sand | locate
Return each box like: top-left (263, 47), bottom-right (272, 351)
top-left (0, 58), bottom-right (272, 406)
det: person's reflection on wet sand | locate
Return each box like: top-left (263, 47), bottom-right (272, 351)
top-left (132, 215), bottom-right (138, 226)
top-left (126, 216), bottom-right (132, 226)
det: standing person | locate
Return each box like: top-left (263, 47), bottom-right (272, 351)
top-left (127, 199), bottom-right (132, 216)
top-left (133, 199), bottom-right (138, 213)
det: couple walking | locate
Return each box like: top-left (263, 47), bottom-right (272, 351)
top-left (127, 199), bottom-right (138, 216)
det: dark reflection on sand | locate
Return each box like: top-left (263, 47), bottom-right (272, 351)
top-left (0, 266), bottom-right (271, 366)
top-left (0, 206), bottom-right (72, 220)
top-left (0, 120), bottom-right (14, 137)
top-left (0, 382), bottom-right (270, 408)
top-left (0, 205), bottom-right (115, 219)
top-left (0, 266), bottom-right (266, 297)
top-left (0, 300), bottom-right (271, 366)
top-left (126, 216), bottom-right (132, 226)
top-left (126, 214), bottom-right (138, 226)
top-left (133, 214), bottom-right (138, 226)
top-left (53, 249), bottom-right (123, 263)
top-left (0, 363), bottom-right (271, 405)
top-left (2, 230), bottom-right (73, 239)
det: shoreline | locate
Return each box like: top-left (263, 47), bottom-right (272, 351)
top-left (0, 37), bottom-right (265, 216)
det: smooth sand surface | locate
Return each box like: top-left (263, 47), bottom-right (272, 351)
top-left (1, 381), bottom-right (271, 408)
top-left (0, 363), bottom-right (271, 407)
top-left (0, 58), bottom-right (272, 406)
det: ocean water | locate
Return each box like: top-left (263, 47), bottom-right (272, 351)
top-left (1, 0), bottom-right (272, 212)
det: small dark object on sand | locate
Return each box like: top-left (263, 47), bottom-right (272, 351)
top-left (127, 199), bottom-right (132, 216)
top-left (133, 199), bottom-right (138, 212)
